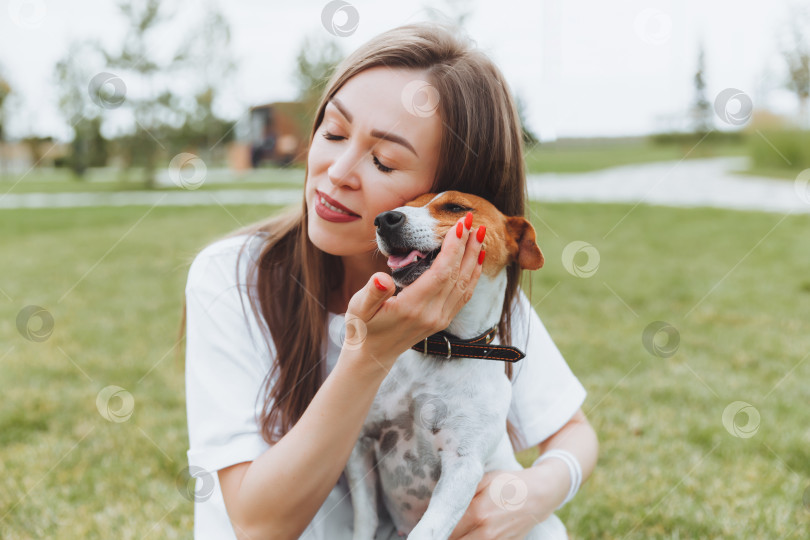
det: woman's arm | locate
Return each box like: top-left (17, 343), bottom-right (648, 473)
top-left (219, 346), bottom-right (390, 540)
top-left (525, 408), bottom-right (599, 517)
top-left (447, 408), bottom-right (598, 539)
top-left (219, 216), bottom-right (485, 540)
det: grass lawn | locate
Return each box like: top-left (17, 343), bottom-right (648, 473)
top-left (0, 139), bottom-right (752, 197)
top-left (0, 166), bottom-right (306, 194)
top-left (734, 167), bottom-right (804, 181)
top-left (1, 201), bottom-right (808, 538)
top-left (524, 140), bottom-right (747, 174)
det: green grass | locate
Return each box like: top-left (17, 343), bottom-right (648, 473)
top-left (735, 167), bottom-right (803, 181)
top-left (745, 129), bottom-right (810, 178)
top-left (1, 201), bottom-right (809, 538)
top-left (0, 166), bottom-right (306, 194)
top-left (524, 140), bottom-right (747, 174)
top-left (0, 139), bottom-right (753, 199)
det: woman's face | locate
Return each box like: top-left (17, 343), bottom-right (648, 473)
top-left (305, 66), bottom-right (442, 257)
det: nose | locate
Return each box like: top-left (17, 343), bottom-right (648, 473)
top-left (374, 211), bottom-right (405, 233)
top-left (327, 149), bottom-right (361, 190)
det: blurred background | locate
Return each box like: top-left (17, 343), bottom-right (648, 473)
top-left (0, 0), bottom-right (809, 187)
top-left (1, 0), bottom-right (809, 538)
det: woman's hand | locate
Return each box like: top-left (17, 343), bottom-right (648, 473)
top-left (342, 212), bottom-right (485, 370)
top-left (447, 468), bottom-right (561, 540)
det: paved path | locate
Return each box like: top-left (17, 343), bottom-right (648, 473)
top-left (526, 157), bottom-right (809, 214)
top-left (1, 158), bottom-right (807, 213)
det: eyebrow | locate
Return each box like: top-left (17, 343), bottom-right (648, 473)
top-left (328, 97), bottom-right (419, 157)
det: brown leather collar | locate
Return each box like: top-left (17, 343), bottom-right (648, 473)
top-left (410, 325), bottom-right (525, 363)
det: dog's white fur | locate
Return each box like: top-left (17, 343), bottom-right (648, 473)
top-left (344, 194), bottom-right (563, 540)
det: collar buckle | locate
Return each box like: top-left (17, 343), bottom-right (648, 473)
top-left (442, 335), bottom-right (452, 359)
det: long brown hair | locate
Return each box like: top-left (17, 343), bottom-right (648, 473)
top-left (179, 22), bottom-right (533, 451)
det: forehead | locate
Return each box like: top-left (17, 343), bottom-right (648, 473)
top-left (327, 66), bottom-right (442, 150)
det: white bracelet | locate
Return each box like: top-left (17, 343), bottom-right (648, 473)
top-left (533, 449), bottom-right (582, 509)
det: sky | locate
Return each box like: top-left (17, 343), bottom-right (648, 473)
top-left (0, 0), bottom-right (805, 141)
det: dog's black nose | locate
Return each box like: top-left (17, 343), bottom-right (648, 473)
top-left (374, 211), bottom-right (405, 233)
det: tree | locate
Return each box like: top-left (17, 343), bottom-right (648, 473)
top-left (54, 41), bottom-right (108, 177)
top-left (101, 0), bottom-right (182, 187)
top-left (168, 8), bottom-right (237, 161)
top-left (691, 42), bottom-right (713, 134)
top-left (98, 0), bottom-right (237, 187)
top-left (782, 6), bottom-right (810, 128)
top-left (514, 93), bottom-right (538, 146)
top-left (0, 68), bottom-right (10, 178)
top-left (0, 73), bottom-right (9, 141)
top-left (293, 33), bottom-right (344, 129)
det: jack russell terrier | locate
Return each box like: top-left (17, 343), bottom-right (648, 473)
top-left (344, 191), bottom-right (560, 540)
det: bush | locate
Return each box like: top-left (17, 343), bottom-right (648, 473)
top-left (748, 129), bottom-right (810, 171)
top-left (649, 131), bottom-right (747, 146)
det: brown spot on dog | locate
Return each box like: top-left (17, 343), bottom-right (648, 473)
top-left (408, 191), bottom-right (544, 276)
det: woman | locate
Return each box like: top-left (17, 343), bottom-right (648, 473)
top-left (184, 22), bottom-right (598, 540)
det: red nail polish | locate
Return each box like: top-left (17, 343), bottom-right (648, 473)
top-left (478, 250), bottom-right (486, 265)
top-left (476, 225), bottom-right (486, 243)
top-left (464, 211), bottom-right (473, 230)
top-left (373, 276), bottom-right (387, 291)
top-left (456, 222), bottom-right (463, 238)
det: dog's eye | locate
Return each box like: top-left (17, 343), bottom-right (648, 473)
top-left (442, 203), bottom-right (468, 213)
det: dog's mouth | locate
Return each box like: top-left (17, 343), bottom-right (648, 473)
top-left (385, 247), bottom-right (440, 286)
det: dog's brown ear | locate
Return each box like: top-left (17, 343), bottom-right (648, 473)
top-left (505, 216), bottom-right (544, 270)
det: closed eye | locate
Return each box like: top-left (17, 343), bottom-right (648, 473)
top-left (322, 131), bottom-right (396, 174)
top-left (441, 203), bottom-right (469, 213)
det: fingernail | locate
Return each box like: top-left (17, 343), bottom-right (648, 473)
top-left (464, 211), bottom-right (473, 230)
top-left (456, 222), bottom-right (463, 238)
top-left (373, 276), bottom-right (387, 291)
top-left (478, 250), bottom-right (486, 265)
top-left (476, 225), bottom-right (486, 243)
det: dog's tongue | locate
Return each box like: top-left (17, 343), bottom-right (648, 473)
top-left (387, 249), bottom-right (426, 270)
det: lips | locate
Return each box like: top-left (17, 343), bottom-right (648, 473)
top-left (316, 190), bottom-right (359, 217)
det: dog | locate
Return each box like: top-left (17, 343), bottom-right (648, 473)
top-left (344, 191), bottom-right (559, 540)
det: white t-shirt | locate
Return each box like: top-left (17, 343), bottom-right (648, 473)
top-left (185, 233), bottom-right (587, 540)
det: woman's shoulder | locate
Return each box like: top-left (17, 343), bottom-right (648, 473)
top-left (186, 233), bottom-right (259, 293)
top-left (194, 233), bottom-right (256, 263)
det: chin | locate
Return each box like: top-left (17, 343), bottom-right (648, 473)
top-left (308, 222), bottom-right (340, 255)
top-left (307, 220), bottom-right (366, 258)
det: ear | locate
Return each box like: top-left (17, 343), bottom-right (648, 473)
top-left (505, 216), bottom-right (544, 270)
